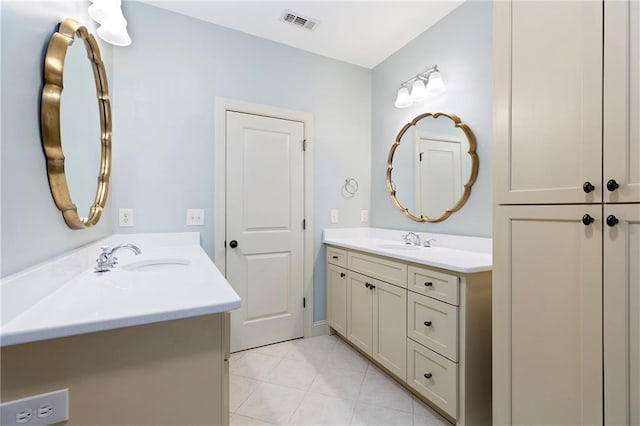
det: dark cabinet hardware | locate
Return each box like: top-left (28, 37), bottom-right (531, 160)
top-left (424, 321), bottom-right (432, 327)
top-left (582, 181), bottom-right (595, 193)
top-left (582, 214), bottom-right (594, 226)
top-left (229, 240), bottom-right (238, 248)
top-left (606, 179), bottom-right (620, 192)
top-left (340, 273), bottom-right (346, 278)
top-left (606, 215), bottom-right (619, 227)
top-left (332, 255), bottom-right (339, 260)
top-left (424, 373), bottom-right (432, 379)
top-left (424, 282), bottom-right (433, 287)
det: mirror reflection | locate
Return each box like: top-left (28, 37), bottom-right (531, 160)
top-left (387, 113), bottom-right (478, 222)
top-left (61, 39), bottom-right (102, 219)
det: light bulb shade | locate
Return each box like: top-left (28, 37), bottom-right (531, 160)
top-left (394, 86), bottom-right (413, 108)
top-left (426, 71), bottom-right (446, 96)
top-left (88, 0), bottom-right (122, 24)
top-left (410, 79), bottom-right (427, 102)
top-left (97, 15), bottom-right (131, 46)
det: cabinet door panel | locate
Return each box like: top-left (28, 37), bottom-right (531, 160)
top-left (347, 271), bottom-right (373, 355)
top-left (604, 204), bottom-right (640, 425)
top-left (327, 264), bottom-right (348, 336)
top-left (494, 1), bottom-right (602, 204)
top-left (604, 0), bottom-right (640, 203)
top-left (372, 280), bottom-right (407, 380)
top-left (493, 205), bottom-right (602, 425)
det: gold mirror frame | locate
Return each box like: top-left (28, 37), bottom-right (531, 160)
top-left (41, 19), bottom-right (112, 229)
top-left (386, 112), bottom-right (478, 223)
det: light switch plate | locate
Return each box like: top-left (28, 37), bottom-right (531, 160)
top-left (186, 209), bottom-right (205, 226)
top-left (119, 208), bottom-right (133, 227)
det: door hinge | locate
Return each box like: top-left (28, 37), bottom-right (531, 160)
top-left (224, 240), bottom-right (226, 247)
top-left (303, 297), bottom-right (306, 308)
top-left (303, 219), bottom-right (306, 230)
top-left (419, 152), bottom-right (423, 162)
top-left (302, 139), bottom-right (307, 151)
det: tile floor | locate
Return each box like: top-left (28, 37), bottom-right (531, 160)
top-left (229, 334), bottom-right (451, 425)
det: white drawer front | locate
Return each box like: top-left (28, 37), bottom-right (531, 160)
top-left (408, 291), bottom-right (458, 361)
top-left (407, 338), bottom-right (458, 419)
top-left (327, 246), bottom-right (347, 268)
top-left (408, 265), bottom-right (459, 306)
top-left (347, 251), bottom-right (407, 288)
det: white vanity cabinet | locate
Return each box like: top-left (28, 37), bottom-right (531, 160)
top-left (326, 245), bottom-right (492, 425)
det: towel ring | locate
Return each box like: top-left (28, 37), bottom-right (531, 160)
top-left (342, 178), bottom-right (359, 198)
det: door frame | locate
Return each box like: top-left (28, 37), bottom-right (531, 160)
top-left (214, 97), bottom-right (315, 339)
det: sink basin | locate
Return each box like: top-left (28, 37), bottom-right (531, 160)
top-left (122, 258), bottom-right (192, 272)
top-left (376, 243), bottom-right (420, 251)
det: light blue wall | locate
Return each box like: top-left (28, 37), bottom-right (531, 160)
top-left (371, 1), bottom-right (492, 237)
top-left (111, 2), bottom-right (372, 322)
top-left (0, 2), bottom-right (114, 277)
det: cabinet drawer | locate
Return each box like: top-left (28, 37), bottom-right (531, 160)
top-left (408, 291), bottom-right (458, 361)
top-left (408, 265), bottom-right (459, 306)
top-left (407, 339), bottom-right (458, 419)
top-left (347, 251), bottom-right (407, 288)
top-left (327, 246), bottom-right (347, 268)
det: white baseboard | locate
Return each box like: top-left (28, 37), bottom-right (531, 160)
top-left (308, 320), bottom-right (329, 337)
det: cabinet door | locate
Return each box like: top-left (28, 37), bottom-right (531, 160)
top-left (372, 280), bottom-right (407, 380)
top-left (493, 205), bottom-right (602, 425)
top-left (347, 271), bottom-right (373, 355)
top-left (494, 1), bottom-right (603, 204)
top-left (604, 0), bottom-right (640, 203)
top-left (327, 264), bottom-right (348, 336)
top-left (604, 204), bottom-right (640, 425)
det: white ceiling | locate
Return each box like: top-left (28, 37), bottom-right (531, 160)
top-left (140, 1), bottom-right (464, 69)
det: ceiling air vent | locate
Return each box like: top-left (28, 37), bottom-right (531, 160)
top-left (280, 10), bottom-right (319, 31)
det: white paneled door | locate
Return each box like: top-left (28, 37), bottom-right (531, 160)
top-left (226, 111), bottom-right (305, 352)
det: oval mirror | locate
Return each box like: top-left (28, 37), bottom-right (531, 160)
top-left (386, 113), bottom-right (478, 222)
top-left (41, 19), bottom-right (111, 229)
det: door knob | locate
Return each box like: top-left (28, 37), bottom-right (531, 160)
top-left (582, 181), bottom-right (595, 193)
top-left (424, 372), bottom-right (432, 379)
top-left (582, 214), bottom-right (594, 226)
top-left (229, 240), bottom-right (238, 248)
top-left (606, 215), bottom-right (619, 227)
top-left (607, 179), bottom-right (620, 192)
top-left (424, 321), bottom-right (432, 327)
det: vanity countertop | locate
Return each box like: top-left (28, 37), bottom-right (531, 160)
top-left (323, 227), bottom-right (492, 273)
top-left (0, 233), bottom-right (240, 347)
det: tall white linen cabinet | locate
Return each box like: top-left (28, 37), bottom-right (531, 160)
top-left (493, 1), bottom-right (640, 425)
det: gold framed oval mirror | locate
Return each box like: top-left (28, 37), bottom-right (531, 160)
top-left (386, 112), bottom-right (478, 222)
top-left (41, 19), bottom-right (112, 229)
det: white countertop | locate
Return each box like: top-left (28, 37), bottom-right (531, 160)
top-left (323, 228), bottom-right (492, 273)
top-left (0, 233), bottom-right (240, 347)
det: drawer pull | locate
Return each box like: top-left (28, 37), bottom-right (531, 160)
top-left (365, 283), bottom-right (370, 289)
top-left (423, 321), bottom-right (432, 327)
top-left (369, 284), bottom-right (376, 290)
top-left (332, 256), bottom-right (339, 260)
top-left (424, 372), bottom-right (433, 379)
top-left (583, 181), bottom-right (595, 193)
top-left (582, 214), bottom-right (594, 226)
top-left (607, 179), bottom-right (620, 192)
top-left (340, 273), bottom-right (346, 278)
top-left (424, 282), bottom-right (433, 287)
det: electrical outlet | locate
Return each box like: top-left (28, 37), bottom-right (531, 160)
top-left (360, 209), bottom-right (368, 223)
top-left (186, 209), bottom-right (205, 226)
top-left (119, 208), bottom-right (134, 227)
top-left (330, 209), bottom-right (339, 224)
top-left (0, 389), bottom-right (68, 426)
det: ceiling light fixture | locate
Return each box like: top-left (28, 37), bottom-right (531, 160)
top-left (393, 65), bottom-right (445, 108)
top-left (88, 0), bottom-right (131, 46)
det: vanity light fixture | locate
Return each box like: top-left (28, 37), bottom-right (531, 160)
top-left (88, 0), bottom-right (131, 46)
top-left (393, 65), bottom-right (445, 108)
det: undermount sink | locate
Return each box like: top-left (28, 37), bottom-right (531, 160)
top-left (121, 258), bottom-right (192, 272)
top-left (376, 243), bottom-right (421, 251)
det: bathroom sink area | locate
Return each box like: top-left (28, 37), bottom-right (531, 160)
top-left (121, 257), bottom-right (192, 272)
top-left (0, 232), bottom-right (240, 347)
top-left (376, 243), bottom-right (421, 251)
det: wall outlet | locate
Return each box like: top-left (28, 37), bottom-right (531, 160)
top-left (186, 209), bottom-right (205, 226)
top-left (330, 209), bottom-right (339, 224)
top-left (0, 389), bottom-right (68, 426)
top-left (119, 208), bottom-right (134, 227)
top-left (360, 209), bottom-right (369, 223)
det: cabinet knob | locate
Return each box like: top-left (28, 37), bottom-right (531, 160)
top-left (582, 181), bottom-right (595, 193)
top-left (365, 283), bottom-right (370, 289)
top-left (424, 282), bottom-right (433, 287)
top-left (340, 273), bottom-right (346, 278)
top-left (582, 214), bottom-right (594, 226)
top-left (332, 255), bottom-right (339, 260)
top-left (424, 373), bottom-right (432, 379)
top-left (424, 321), bottom-right (432, 327)
top-left (229, 240), bottom-right (238, 248)
top-left (606, 215), bottom-right (619, 227)
top-left (370, 284), bottom-right (376, 290)
top-left (607, 179), bottom-right (620, 192)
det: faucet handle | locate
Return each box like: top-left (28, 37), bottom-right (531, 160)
top-left (423, 238), bottom-right (436, 247)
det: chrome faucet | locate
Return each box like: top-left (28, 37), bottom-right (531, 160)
top-left (402, 232), bottom-right (421, 246)
top-left (94, 243), bottom-right (142, 273)
top-left (423, 238), bottom-right (436, 248)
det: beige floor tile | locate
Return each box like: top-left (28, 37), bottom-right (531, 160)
top-left (231, 352), bottom-right (282, 381)
top-left (308, 368), bottom-right (365, 401)
top-left (325, 344), bottom-right (369, 373)
top-left (412, 396), bottom-right (447, 422)
top-left (230, 374), bottom-right (261, 413)
top-left (236, 382), bottom-right (305, 425)
top-left (350, 402), bottom-right (413, 426)
top-left (267, 357), bottom-right (320, 390)
top-left (230, 413), bottom-right (275, 425)
top-left (358, 369), bottom-right (413, 413)
top-left (413, 413), bottom-right (451, 426)
top-left (288, 392), bottom-right (356, 425)
top-left (252, 340), bottom-right (295, 358)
